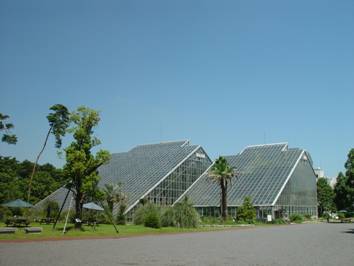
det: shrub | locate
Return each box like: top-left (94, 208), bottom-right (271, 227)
top-left (0, 206), bottom-right (12, 222)
top-left (144, 209), bottom-right (161, 228)
top-left (201, 216), bottom-right (220, 225)
top-left (43, 200), bottom-right (60, 219)
top-left (133, 204), bottom-right (148, 225)
top-left (272, 218), bottom-right (287, 224)
top-left (133, 203), bottom-right (161, 228)
top-left (337, 212), bottom-right (345, 219)
top-left (116, 204), bottom-right (127, 225)
top-left (161, 207), bottom-right (176, 227)
top-left (237, 196), bottom-right (256, 224)
top-left (173, 197), bottom-right (200, 228)
top-left (289, 213), bottom-right (303, 223)
top-left (304, 214), bottom-right (312, 220)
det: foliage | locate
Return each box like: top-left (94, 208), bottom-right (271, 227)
top-left (27, 104), bottom-right (70, 202)
top-left (161, 207), bottom-right (176, 227)
top-left (0, 206), bottom-right (12, 222)
top-left (63, 106), bottom-right (110, 227)
top-left (237, 196), bottom-right (256, 224)
top-left (337, 212), bottom-right (345, 219)
top-left (116, 204), bottom-right (127, 225)
top-left (0, 113), bottom-right (17, 144)
top-left (173, 197), bottom-right (200, 228)
top-left (317, 177), bottom-right (335, 216)
top-left (133, 203), bottom-right (159, 225)
top-left (0, 156), bottom-right (64, 204)
top-left (102, 183), bottom-right (126, 214)
top-left (334, 172), bottom-right (349, 210)
top-left (209, 156), bottom-right (236, 220)
top-left (43, 200), bottom-right (59, 219)
top-left (272, 218), bottom-right (287, 224)
top-left (344, 149), bottom-right (354, 210)
top-left (289, 213), bottom-right (303, 223)
top-left (144, 207), bottom-right (161, 228)
top-left (304, 213), bottom-right (312, 220)
top-left (334, 149), bottom-right (354, 211)
top-left (46, 104), bottom-right (71, 148)
top-left (200, 216), bottom-right (221, 224)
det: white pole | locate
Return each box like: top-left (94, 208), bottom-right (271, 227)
top-left (63, 196), bottom-right (73, 234)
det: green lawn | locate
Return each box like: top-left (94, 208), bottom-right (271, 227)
top-left (0, 222), bottom-right (251, 241)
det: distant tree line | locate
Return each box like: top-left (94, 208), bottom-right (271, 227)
top-left (0, 157), bottom-right (65, 204)
top-left (317, 148), bottom-right (354, 216)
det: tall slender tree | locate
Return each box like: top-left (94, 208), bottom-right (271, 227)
top-left (209, 156), bottom-right (236, 221)
top-left (27, 104), bottom-right (70, 202)
top-left (317, 177), bottom-right (335, 216)
top-left (334, 172), bottom-right (348, 211)
top-left (334, 149), bottom-right (354, 211)
top-left (63, 106), bottom-right (110, 228)
top-left (0, 113), bottom-right (17, 144)
top-left (344, 149), bottom-right (354, 210)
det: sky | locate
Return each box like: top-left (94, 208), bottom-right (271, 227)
top-left (0, 0), bottom-right (353, 178)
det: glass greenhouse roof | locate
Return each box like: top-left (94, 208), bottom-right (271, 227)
top-left (35, 140), bottom-right (202, 211)
top-left (98, 140), bottom-right (200, 209)
top-left (181, 143), bottom-right (308, 207)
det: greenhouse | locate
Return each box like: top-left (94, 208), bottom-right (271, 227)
top-left (177, 143), bottom-right (318, 220)
top-left (34, 140), bottom-right (212, 218)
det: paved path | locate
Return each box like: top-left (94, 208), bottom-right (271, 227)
top-left (1, 223), bottom-right (353, 266)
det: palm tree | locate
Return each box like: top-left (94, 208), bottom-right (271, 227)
top-left (102, 183), bottom-right (127, 214)
top-left (209, 156), bottom-right (236, 221)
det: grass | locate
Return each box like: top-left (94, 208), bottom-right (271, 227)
top-left (0, 222), bottom-right (252, 241)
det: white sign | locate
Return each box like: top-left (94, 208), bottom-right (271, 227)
top-left (196, 152), bottom-right (206, 159)
top-left (267, 215), bottom-right (272, 222)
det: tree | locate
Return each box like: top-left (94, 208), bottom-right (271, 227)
top-left (334, 172), bottom-right (348, 210)
top-left (334, 149), bottom-right (354, 211)
top-left (27, 104), bottom-right (70, 202)
top-left (317, 177), bottom-right (335, 216)
top-left (344, 149), bottom-right (354, 210)
top-left (0, 113), bottom-right (17, 144)
top-left (209, 156), bottom-right (236, 221)
top-left (237, 196), bottom-right (256, 223)
top-left (63, 106), bottom-right (110, 228)
top-left (0, 156), bottom-right (63, 204)
top-left (102, 183), bottom-right (126, 214)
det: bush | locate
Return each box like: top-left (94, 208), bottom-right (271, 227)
top-left (173, 197), bottom-right (200, 228)
top-left (304, 214), bottom-right (312, 220)
top-left (0, 206), bottom-right (12, 222)
top-left (43, 200), bottom-right (60, 219)
top-left (144, 209), bottom-right (161, 228)
top-left (337, 212), bottom-right (345, 219)
top-left (161, 207), bottom-right (176, 227)
top-left (289, 213), bottom-right (303, 223)
top-left (133, 203), bottom-right (161, 228)
top-left (133, 204), bottom-right (148, 225)
top-left (116, 204), bottom-right (127, 225)
top-left (272, 218), bottom-right (287, 224)
top-left (237, 196), bottom-right (256, 224)
top-left (201, 216), bottom-right (220, 225)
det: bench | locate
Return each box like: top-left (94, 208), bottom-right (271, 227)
top-left (39, 217), bottom-right (55, 224)
top-left (5, 217), bottom-right (30, 227)
top-left (24, 227), bottom-right (42, 234)
top-left (0, 227), bottom-right (17, 234)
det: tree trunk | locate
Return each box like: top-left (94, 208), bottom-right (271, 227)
top-left (75, 191), bottom-right (83, 229)
top-left (220, 179), bottom-right (228, 221)
top-left (27, 126), bottom-right (53, 202)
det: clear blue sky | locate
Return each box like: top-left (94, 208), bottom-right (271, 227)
top-left (1, 0), bottom-right (353, 178)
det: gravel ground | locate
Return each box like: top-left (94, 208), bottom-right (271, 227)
top-left (1, 223), bottom-right (353, 266)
